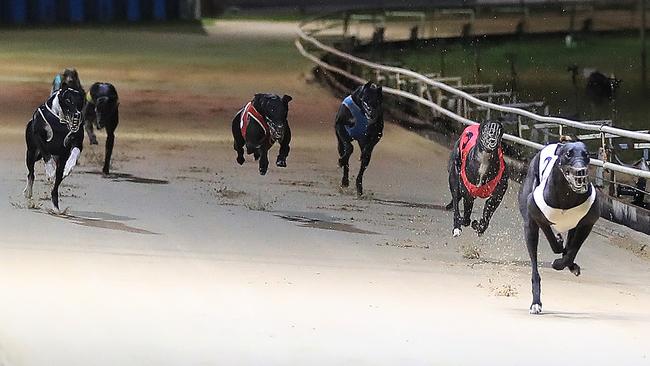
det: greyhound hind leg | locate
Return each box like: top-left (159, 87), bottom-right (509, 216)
top-left (23, 147), bottom-right (38, 198)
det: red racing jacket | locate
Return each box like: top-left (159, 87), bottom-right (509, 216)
top-left (459, 124), bottom-right (505, 199)
top-left (240, 101), bottom-right (270, 142)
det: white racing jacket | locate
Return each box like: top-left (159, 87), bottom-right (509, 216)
top-left (532, 144), bottom-right (596, 233)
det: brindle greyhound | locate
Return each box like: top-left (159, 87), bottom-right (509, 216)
top-left (51, 68), bottom-right (83, 95)
top-left (519, 141), bottom-right (599, 314)
top-left (24, 88), bottom-right (85, 213)
top-left (447, 121), bottom-right (508, 237)
top-left (232, 93), bottom-right (292, 175)
top-left (83, 82), bottom-right (119, 175)
top-left (334, 81), bottom-right (383, 196)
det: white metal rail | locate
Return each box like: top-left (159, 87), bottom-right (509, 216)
top-left (295, 19), bottom-right (650, 180)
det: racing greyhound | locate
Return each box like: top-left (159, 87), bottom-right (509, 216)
top-left (518, 141), bottom-right (599, 314)
top-left (334, 81), bottom-right (383, 196)
top-left (447, 121), bottom-right (508, 237)
top-left (51, 68), bottom-right (83, 94)
top-left (24, 88), bottom-right (85, 213)
top-left (232, 93), bottom-right (292, 175)
top-left (83, 82), bottom-right (119, 175)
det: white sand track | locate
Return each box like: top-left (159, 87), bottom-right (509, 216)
top-left (0, 21), bottom-right (648, 366)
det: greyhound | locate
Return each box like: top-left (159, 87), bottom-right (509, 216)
top-left (334, 81), bottom-right (383, 196)
top-left (232, 93), bottom-right (292, 175)
top-left (585, 70), bottom-right (621, 106)
top-left (24, 88), bottom-right (85, 213)
top-left (518, 141), bottom-right (599, 314)
top-left (447, 121), bottom-right (508, 237)
top-left (83, 82), bottom-right (120, 175)
top-left (51, 68), bottom-right (83, 95)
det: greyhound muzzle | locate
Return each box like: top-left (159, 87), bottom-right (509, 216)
top-left (562, 164), bottom-right (590, 193)
top-left (62, 110), bottom-right (82, 133)
top-left (266, 118), bottom-right (285, 141)
top-left (480, 123), bottom-right (502, 151)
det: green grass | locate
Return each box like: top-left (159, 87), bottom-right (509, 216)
top-left (373, 33), bottom-right (649, 130)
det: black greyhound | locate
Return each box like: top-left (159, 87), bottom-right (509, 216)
top-left (24, 88), bottom-right (85, 213)
top-left (232, 93), bottom-right (292, 175)
top-left (83, 82), bottom-right (120, 175)
top-left (334, 81), bottom-right (383, 196)
top-left (51, 68), bottom-right (83, 95)
top-left (518, 141), bottom-right (599, 314)
top-left (447, 121), bottom-right (508, 237)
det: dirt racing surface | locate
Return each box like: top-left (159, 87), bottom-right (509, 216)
top-left (0, 21), bottom-right (648, 366)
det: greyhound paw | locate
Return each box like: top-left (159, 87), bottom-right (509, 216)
top-left (552, 258), bottom-right (565, 271)
top-left (259, 168), bottom-right (267, 176)
top-left (44, 159), bottom-right (56, 181)
top-left (341, 177), bottom-right (349, 188)
top-left (276, 157), bottom-right (287, 168)
top-left (236, 156), bottom-right (245, 165)
top-left (471, 219), bottom-right (488, 235)
top-left (452, 228), bottom-right (462, 237)
top-left (529, 303), bottom-right (543, 315)
top-left (569, 263), bottom-right (581, 276)
top-left (48, 203), bottom-right (62, 215)
top-left (23, 185), bottom-right (32, 199)
top-left (461, 218), bottom-right (471, 227)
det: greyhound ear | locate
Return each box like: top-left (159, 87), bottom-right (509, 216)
top-left (253, 93), bottom-right (264, 103)
top-left (282, 95), bottom-right (292, 104)
top-left (364, 80), bottom-right (372, 88)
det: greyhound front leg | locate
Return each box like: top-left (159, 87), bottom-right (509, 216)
top-left (462, 195), bottom-right (474, 227)
top-left (356, 142), bottom-right (377, 196)
top-left (552, 225), bottom-right (593, 276)
top-left (276, 125), bottom-right (291, 167)
top-left (539, 224), bottom-right (565, 254)
top-left (472, 178), bottom-right (508, 235)
top-left (103, 130), bottom-right (115, 175)
top-left (525, 218), bottom-right (543, 314)
top-left (63, 147), bottom-right (81, 178)
top-left (336, 123), bottom-right (353, 187)
top-left (85, 120), bottom-right (98, 145)
top-left (449, 164), bottom-right (464, 237)
top-left (452, 196), bottom-right (464, 237)
top-left (258, 148), bottom-right (269, 175)
top-left (50, 156), bottom-right (65, 213)
top-left (232, 113), bottom-right (245, 165)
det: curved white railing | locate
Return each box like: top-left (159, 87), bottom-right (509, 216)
top-left (295, 17), bottom-right (650, 180)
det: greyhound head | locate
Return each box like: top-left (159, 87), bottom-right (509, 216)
top-left (556, 142), bottom-right (591, 194)
top-left (58, 88), bottom-right (85, 133)
top-left (352, 81), bottom-right (382, 124)
top-left (61, 68), bottom-right (82, 91)
top-left (253, 93), bottom-right (292, 141)
top-left (477, 120), bottom-right (504, 152)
